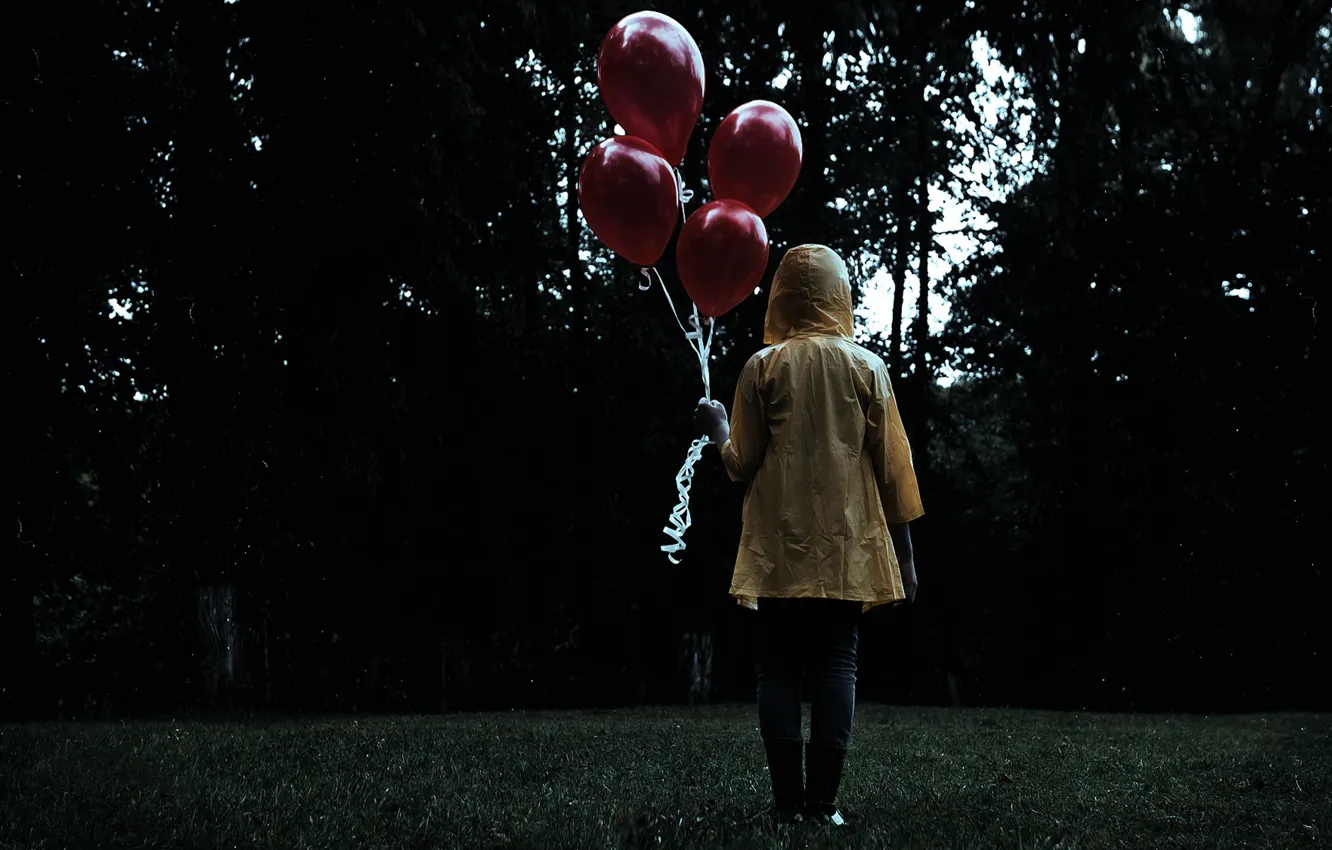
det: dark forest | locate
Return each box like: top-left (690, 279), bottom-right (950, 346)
top-left (10, 0), bottom-right (1328, 721)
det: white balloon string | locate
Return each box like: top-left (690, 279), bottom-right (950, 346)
top-left (652, 268), bottom-right (712, 398)
top-left (639, 174), bottom-right (714, 563)
top-left (655, 267), bottom-right (691, 337)
top-left (649, 268), bottom-right (715, 563)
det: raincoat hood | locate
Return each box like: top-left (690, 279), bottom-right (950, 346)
top-left (762, 244), bottom-right (854, 345)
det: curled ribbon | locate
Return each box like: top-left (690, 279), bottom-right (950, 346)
top-left (661, 435), bottom-right (710, 564)
top-left (640, 266), bottom-right (714, 563)
top-left (676, 167), bottom-right (695, 206)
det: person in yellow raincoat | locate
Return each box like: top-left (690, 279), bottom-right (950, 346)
top-left (694, 244), bottom-right (924, 827)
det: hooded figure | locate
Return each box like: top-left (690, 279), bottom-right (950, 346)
top-left (718, 244), bottom-right (924, 614)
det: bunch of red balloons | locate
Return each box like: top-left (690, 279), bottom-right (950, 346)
top-left (578, 11), bottom-right (803, 318)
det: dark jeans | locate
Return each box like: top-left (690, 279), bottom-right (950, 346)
top-left (756, 597), bottom-right (861, 750)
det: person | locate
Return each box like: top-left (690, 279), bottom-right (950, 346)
top-left (693, 244), bottom-right (924, 828)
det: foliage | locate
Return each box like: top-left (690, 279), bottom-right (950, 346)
top-left (8, 0), bottom-right (1328, 717)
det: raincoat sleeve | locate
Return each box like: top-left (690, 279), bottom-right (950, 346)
top-left (720, 355), bottom-right (768, 483)
top-left (867, 361), bottom-right (925, 523)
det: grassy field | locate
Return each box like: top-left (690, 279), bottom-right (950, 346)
top-left (2, 704), bottom-right (1328, 849)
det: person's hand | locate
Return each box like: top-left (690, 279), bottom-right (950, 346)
top-left (693, 399), bottom-right (728, 442)
top-left (899, 556), bottom-right (918, 603)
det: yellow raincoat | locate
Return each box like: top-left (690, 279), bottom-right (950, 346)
top-left (720, 244), bottom-right (925, 613)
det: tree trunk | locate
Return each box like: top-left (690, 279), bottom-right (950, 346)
top-left (796, 10), bottom-right (834, 239)
top-left (0, 573), bottom-right (37, 720)
top-left (908, 36), bottom-right (936, 481)
top-left (441, 636), bottom-right (473, 711)
top-left (197, 583), bottom-right (239, 708)
top-left (7, 331), bottom-right (44, 716)
top-left (913, 172), bottom-right (931, 384)
top-left (678, 631), bottom-right (714, 705)
top-left (890, 189), bottom-right (909, 378)
top-left (261, 607), bottom-right (272, 707)
top-left (1049, 10), bottom-right (1117, 702)
top-left (160, 3), bottom-right (244, 706)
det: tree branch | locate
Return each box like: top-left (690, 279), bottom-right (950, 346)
top-left (933, 225), bottom-right (997, 236)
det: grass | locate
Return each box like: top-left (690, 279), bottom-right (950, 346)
top-left (2, 704), bottom-right (1328, 849)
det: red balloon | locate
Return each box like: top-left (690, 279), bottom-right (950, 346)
top-left (597, 12), bottom-right (705, 167)
top-left (676, 200), bottom-right (770, 318)
top-left (708, 101), bottom-right (803, 218)
top-left (578, 136), bottom-right (679, 267)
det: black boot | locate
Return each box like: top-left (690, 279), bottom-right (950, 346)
top-left (804, 741), bottom-right (848, 826)
top-left (762, 739), bottom-right (805, 824)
